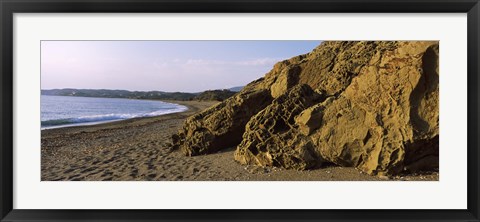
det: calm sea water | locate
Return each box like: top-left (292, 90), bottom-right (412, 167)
top-left (41, 95), bottom-right (188, 129)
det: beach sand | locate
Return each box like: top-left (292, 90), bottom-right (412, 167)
top-left (41, 100), bottom-right (439, 181)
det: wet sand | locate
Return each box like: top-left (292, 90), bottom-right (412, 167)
top-left (41, 100), bottom-right (438, 181)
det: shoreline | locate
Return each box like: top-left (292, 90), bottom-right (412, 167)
top-left (41, 100), bottom-right (438, 181)
top-left (41, 99), bottom-right (195, 132)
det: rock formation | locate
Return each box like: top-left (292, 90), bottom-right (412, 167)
top-left (234, 84), bottom-right (326, 170)
top-left (171, 41), bottom-right (439, 176)
top-left (171, 81), bottom-right (273, 156)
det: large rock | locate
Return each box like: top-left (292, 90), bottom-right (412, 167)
top-left (171, 82), bottom-right (273, 156)
top-left (171, 41), bottom-right (439, 176)
top-left (234, 85), bottom-right (325, 170)
top-left (298, 41), bottom-right (389, 95)
top-left (270, 65), bottom-right (302, 98)
top-left (309, 42), bottom-right (439, 175)
top-left (295, 97), bottom-right (334, 136)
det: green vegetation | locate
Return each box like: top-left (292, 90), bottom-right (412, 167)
top-left (194, 90), bottom-right (237, 101)
top-left (41, 88), bottom-right (239, 101)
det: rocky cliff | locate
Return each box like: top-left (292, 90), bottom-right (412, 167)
top-left (171, 41), bottom-right (439, 176)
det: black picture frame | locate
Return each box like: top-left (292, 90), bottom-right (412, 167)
top-left (1, 0), bottom-right (479, 221)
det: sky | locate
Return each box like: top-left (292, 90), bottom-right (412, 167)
top-left (41, 41), bottom-right (322, 92)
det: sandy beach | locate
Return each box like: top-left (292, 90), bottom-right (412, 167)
top-left (41, 100), bottom-right (438, 181)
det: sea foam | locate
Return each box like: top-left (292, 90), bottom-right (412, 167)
top-left (41, 95), bottom-right (188, 129)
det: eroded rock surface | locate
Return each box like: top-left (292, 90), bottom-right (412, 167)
top-left (171, 82), bottom-right (273, 156)
top-left (310, 42), bottom-right (439, 175)
top-left (171, 41), bottom-right (439, 175)
top-left (234, 84), bottom-right (325, 170)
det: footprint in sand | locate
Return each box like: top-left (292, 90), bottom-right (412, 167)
top-left (101, 171), bottom-right (113, 177)
top-left (129, 168), bottom-right (139, 177)
top-left (147, 161), bottom-right (156, 170)
top-left (147, 173), bottom-right (156, 179)
top-left (187, 167), bottom-right (200, 175)
top-left (80, 167), bottom-right (96, 174)
top-left (92, 160), bottom-right (100, 165)
top-left (63, 168), bottom-right (76, 174)
top-left (102, 157), bottom-right (116, 164)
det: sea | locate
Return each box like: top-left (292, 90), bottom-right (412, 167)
top-left (41, 95), bottom-right (188, 129)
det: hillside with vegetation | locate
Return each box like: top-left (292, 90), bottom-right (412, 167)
top-left (41, 88), bottom-right (237, 101)
top-left (194, 90), bottom-right (237, 101)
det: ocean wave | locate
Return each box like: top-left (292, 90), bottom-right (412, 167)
top-left (41, 106), bottom-right (188, 127)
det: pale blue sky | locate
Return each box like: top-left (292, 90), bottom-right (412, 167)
top-left (41, 41), bottom-right (321, 92)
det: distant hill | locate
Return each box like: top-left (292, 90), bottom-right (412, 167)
top-left (41, 88), bottom-right (236, 101)
top-left (41, 88), bottom-right (196, 100)
top-left (194, 89), bottom-right (237, 101)
top-left (228, 86), bottom-right (244, 92)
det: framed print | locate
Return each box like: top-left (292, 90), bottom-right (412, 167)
top-left (1, 0), bottom-right (479, 221)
